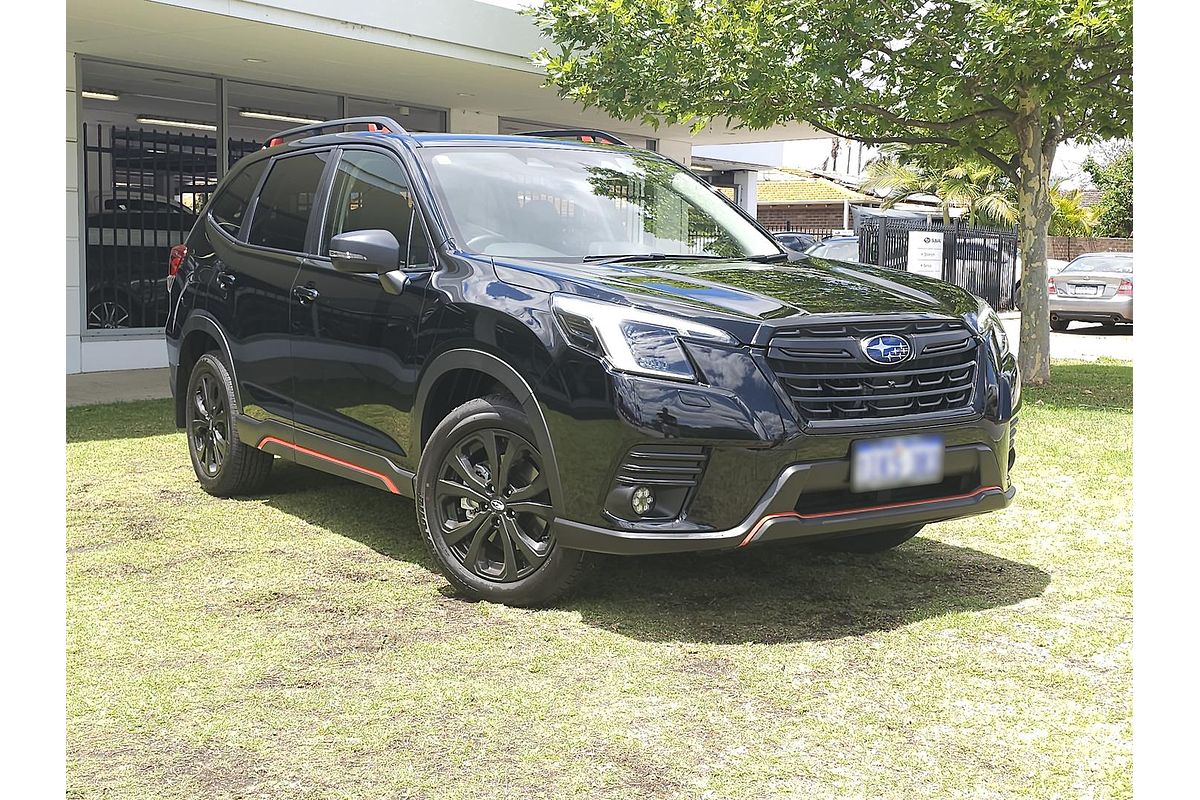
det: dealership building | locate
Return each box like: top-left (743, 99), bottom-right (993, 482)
top-left (66, 0), bottom-right (815, 374)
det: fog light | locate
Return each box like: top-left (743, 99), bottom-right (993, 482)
top-left (631, 486), bottom-right (655, 516)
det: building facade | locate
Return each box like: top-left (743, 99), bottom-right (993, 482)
top-left (66, 0), bottom-right (817, 374)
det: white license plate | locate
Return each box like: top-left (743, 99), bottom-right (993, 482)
top-left (852, 435), bottom-right (944, 492)
top-left (1073, 285), bottom-right (1100, 296)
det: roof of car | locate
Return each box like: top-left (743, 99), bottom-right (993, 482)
top-left (1075, 251), bottom-right (1133, 258)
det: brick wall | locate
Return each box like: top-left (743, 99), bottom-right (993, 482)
top-left (1048, 236), bottom-right (1133, 260)
top-left (756, 203), bottom-right (851, 230)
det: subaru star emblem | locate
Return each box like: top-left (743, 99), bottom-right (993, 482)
top-left (861, 334), bottom-right (912, 365)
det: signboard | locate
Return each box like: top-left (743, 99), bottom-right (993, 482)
top-left (907, 230), bottom-right (944, 279)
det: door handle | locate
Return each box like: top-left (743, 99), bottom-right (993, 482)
top-left (293, 284), bottom-right (320, 304)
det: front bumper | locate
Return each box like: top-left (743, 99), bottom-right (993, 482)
top-left (555, 442), bottom-right (1015, 555)
top-left (1050, 294), bottom-right (1132, 323)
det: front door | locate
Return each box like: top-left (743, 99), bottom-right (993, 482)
top-left (289, 147), bottom-right (435, 468)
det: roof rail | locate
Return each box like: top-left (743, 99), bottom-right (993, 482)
top-left (263, 116), bottom-right (407, 148)
top-left (515, 128), bottom-right (629, 147)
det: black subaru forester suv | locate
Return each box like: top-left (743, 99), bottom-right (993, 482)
top-left (166, 117), bottom-right (1019, 606)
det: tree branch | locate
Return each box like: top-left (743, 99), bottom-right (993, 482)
top-left (805, 118), bottom-right (961, 148)
top-left (974, 147), bottom-right (1019, 182)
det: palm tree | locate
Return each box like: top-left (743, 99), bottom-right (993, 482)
top-left (862, 157), bottom-right (1017, 226)
top-left (1049, 181), bottom-right (1099, 236)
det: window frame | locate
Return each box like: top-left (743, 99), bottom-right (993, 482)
top-left (205, 157), bottom-right (271, 245)
top-left (236, 147), bottom-right (338, 257)
top-left (307, 144), bottom-right (440, 272)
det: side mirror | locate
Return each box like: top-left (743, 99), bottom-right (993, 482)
top-left (329, 229), bottom-right (402, 274)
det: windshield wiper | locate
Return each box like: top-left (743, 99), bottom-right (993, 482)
top-left (749, 252), bottom-right (790, 263)
top-left (582, 253), bottom-right (732, 264)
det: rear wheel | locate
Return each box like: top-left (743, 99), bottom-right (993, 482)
top-left (185, 353), bottom-right (273, 496)
top-left (814, 525), bottom-right (923, 554)
top-left (416, 395), bottom-right (588, 606)
top-left (1050, 318), bottom-right (1070, 332)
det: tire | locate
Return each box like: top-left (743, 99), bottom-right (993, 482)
top-left (814, 525), bottom-right (924, 554)
top-left (185, 352), bottom-right (273, 497)
top-left (415, 395), bottom-right (588, 607)
top-left (1051, 318), bottom-right (1070, 332)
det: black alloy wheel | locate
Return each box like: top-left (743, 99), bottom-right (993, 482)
top-left (88, 298), bottom-right (131, 329)
top-left (434, 428), bottom-right (554, 582)
top-left (416, 395), bottom-right (589, 606)
top-left (190, 370), bottom-right (230, 479)
top-left (184, 353), bottom-right (273, 497)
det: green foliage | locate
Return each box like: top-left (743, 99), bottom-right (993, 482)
top-left (863, 149), bottom-right (1094, 233)
top-left (863, 156), bottom-right (1018, 226)
top-left (1083, 144), bottom-right (1133, 236)
top-left (531, 1), bottom-right (1132, 173)
top-left (1050, 181), bottom-right (1099, 236)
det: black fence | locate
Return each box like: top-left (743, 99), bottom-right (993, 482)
top-left (762, 224), bottom-right (841, 240)
top-left (857, 217), bottom-right (1019, 310)
top-left (81, 124), bottom-right (222, 329)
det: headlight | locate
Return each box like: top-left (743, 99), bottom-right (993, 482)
top-left (973, 298), bottom-right (1010, 359)
top-left (551, 294), bottom-right (737, 381)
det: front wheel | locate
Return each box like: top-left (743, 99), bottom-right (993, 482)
top-left (415, 395), bottom-right (588, 607)
top-left (814, 525), bottom-right (924, 554)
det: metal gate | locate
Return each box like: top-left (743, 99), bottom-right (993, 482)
top-left (857, 217), bottom-right (1019, 310)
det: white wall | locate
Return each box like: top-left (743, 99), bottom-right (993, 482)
top-left (66, 52), bottom-right (81, 374)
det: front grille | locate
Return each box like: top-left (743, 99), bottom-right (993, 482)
top-left (614, 445), bottom-right (708, 488)
top-left (766, 319), bottom-right (980, 424)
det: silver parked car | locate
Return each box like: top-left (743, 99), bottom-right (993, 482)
top-left (1048, 252), bottom-right (1133, 331)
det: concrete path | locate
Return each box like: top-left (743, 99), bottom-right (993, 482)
top-left (67, 367), bottom-right (171, 407)
top-left (1000, 312), bottom-right (1133, 362)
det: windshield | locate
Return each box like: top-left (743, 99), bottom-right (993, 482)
top-left (417, 145), bottom-right (781, 261)
top-left (1062, 255), bottom-right (1133, 274)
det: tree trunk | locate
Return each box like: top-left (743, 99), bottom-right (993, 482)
top-left (1015, 102), bottom-right (1056, 386)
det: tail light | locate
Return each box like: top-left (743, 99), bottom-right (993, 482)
top-left (1047, 277), bottom-right (1056, 294)
top-left (1117, 279), bottom-right (1132, 296)
top-left (167, 244), bottom-right (188, 288)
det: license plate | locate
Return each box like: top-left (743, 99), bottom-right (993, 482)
top-left (852, 435), bottom-right (944, 492)
top-left (1073, 285), bottom-right (1100, 296)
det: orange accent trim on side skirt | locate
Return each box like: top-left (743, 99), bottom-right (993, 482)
top-left (737, 485), bottom-right (1003, 548)
top-left (256, 436), bottom-right (401, 494)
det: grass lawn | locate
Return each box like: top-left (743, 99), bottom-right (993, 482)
top-left (66, 360), bottom-right (1132, 800)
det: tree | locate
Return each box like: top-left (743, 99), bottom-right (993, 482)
top-left (531, 0), bottom-right (1132, 384)
top-left (1082, 144), bottom-right (1133, 237)
top-left (862, 156), bottom-right (1018, 226)
top-left (862, 148), bottom-right (1095, 234)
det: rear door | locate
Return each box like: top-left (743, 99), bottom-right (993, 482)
top-left (289, 146), bottom-right (437, 463)
top-left (204, 149), bottom-right (333, 428)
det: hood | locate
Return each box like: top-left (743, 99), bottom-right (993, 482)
top-left (492, 254), bottom-right (978, 341)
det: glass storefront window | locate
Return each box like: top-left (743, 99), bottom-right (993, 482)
top-left (226, 82), bottom-right (340, 167)
top-left (80, 62), bottom-right (218, 330)
top-left (78, 60), bottom-right (448, 331)
top-left (346, 97), bottom-right (447, 133)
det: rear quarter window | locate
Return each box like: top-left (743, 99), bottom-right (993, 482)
top-left (208, 160), bottom-right (267, 239)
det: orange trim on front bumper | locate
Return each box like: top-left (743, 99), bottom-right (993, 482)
top-left (256, 436), bottom-right (401, 495)
top-left (737, 485), bottom-right (1003, 547)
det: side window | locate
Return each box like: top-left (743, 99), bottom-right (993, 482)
top-left (246, 152), bottom-right (330, 252)
top-left (323, 150), bottom-right (432, 268)
top-left (208, 159), bottom-right (266, 238)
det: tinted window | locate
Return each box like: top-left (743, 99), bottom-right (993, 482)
top-left (247, 152), bottom-right (329, 252)
top-left (323, 150), bottom-right (432, 268)
top-left (209, 160), bottom-right (266, 238)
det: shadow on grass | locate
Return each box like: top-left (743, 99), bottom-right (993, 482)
top-left (1025, 360), bottom-right (1132, 413)
top-left (257, 462), bottom-right (1048, 645)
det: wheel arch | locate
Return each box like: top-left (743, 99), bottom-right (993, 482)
top-left (175, 312), bottom-right (239, 428)
top-left (413, 349), bottom-right (563, 504)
